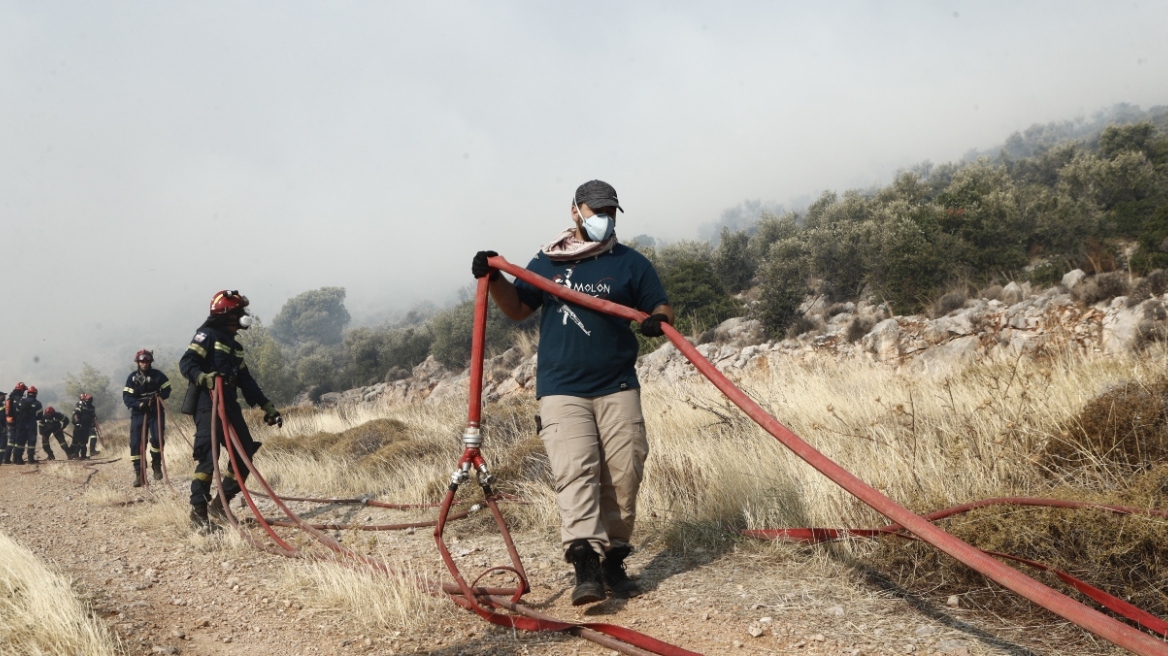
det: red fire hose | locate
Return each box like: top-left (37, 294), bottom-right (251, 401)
top-left (202, 296), bottom-right (702, 655)
top-left (484, 253), bottom-right (1168, 656)
top-left (742, 496), bottom-right (1168, 636)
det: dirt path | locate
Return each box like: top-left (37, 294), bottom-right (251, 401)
top-left (0, 459), bottom-right (1115, 656)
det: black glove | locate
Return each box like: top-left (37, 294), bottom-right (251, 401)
top-left (640, 313), bottom-right (670, 337)
top-left (262, 402), bottom-right (283, 428)
top-left (472, 250), bottom-right (500, 280)
top-left (138, 398), bottom-right (152, 410)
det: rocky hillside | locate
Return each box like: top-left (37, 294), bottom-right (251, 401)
top-left (311, 269), bottom-right (1168, 409)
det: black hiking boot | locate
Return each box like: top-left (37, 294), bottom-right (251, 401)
top-left (565, 539), bottom-right (606, 606)
top-left (151, 459), bottom-right (163, 481)
top-left (602, 545), bottom-right (642, 599)
top-left (13, 451), bottom-right (25, 465)
top-left (189, 503), bottom-right (220, 533)
top-left (132, 463), bottom-right (143, 487)
top-left (207, 491), bottom-right (238, 522)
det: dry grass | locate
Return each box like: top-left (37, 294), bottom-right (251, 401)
top-left (0, 530), bottom-right (122, 656)
top-left (276, 558), bottom-right (453, 631)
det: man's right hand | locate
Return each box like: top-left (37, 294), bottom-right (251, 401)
top-left (197, 372), bottom-right (217, 390)
top-left (472, 250), bottom-right (500, 280)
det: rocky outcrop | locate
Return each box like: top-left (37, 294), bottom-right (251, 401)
top-left (312, 271), bottom-right (1168, 409)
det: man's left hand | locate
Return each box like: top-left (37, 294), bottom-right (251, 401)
top-left (639, 313), bottom-right (670, 337)
top-left (262, 402), bottom-right (283, 428)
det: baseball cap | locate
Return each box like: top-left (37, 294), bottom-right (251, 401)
top-left (574, 180), bottom-right (624, 213)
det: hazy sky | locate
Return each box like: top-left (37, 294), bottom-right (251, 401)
top-left (3, 1), bottom-right (1167, 388)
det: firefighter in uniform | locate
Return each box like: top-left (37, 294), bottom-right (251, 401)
top-left (180, 290), bottom-right (282, 530)
top-left (0, 391), bottom-right (7, 464)
top-left (37, 406), bottom-right (71, 460)
top-left (72, 393), bottom-right (98, 459)
top-left (15, 386), bottom-right (43, 463)
top-left (3, 384), bottom-right (26, 464)
top-left (123, 349), bottom-right (171, 485)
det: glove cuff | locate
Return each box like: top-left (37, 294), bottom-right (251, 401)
top-left (262, 402), bottom-right (277, 414)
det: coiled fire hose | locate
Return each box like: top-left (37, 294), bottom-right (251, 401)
top-left (207, 373), bottom-right (694, 655)
top-left (483, 253), bottom-right (1168, 656)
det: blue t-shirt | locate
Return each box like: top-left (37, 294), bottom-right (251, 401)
top-left (514, 243), bottom-right (669, 398)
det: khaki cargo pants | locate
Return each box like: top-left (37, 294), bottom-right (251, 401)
top-left (539, 389), bottom-right (649, 556)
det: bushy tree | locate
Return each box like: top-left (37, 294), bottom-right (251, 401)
top-left (237, 318), bottom-right (300, 404)
top-left (659, 255), bottom-right (742, 335)
top-left (867, 207), bottom-right (949, 314)
top-left (63, 363), bottom-right (119, 422)
top-left (343, 326), bottom-right (433, 386)
top-left (429, 300), bottom-right (525, 370)
top-left (271, 287), bottom-right (351, 347)
top-left (712, 227), bottom-right (755, 293)
top-left (936, 161), bottom-right (1030, 274)
top-left (757, 239), bottom-right (810, 338)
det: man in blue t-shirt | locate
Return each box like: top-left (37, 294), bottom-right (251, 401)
top-left (473, 180), bottom-right (674, 606)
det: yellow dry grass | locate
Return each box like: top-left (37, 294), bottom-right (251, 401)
top-left (276, 557), bottom-right (453, 632)
top-left (0, 530), bottom-right (121, 656)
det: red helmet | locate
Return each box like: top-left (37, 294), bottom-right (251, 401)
top-left (135, 349), bottom-right (154, 363)
top-left (80, 393), bottom-right (93, 403)
top-left (45, 406), bottom-right (55, 415)
top-left (14, 382), bottom-right (26, 393)
top-left (210, 290), bottom-right (249, 316)
top-left (27, 386), bottom-right (37, 396)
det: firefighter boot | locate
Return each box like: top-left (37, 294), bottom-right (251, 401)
top-left (12, 449), bottom-right (25, 465)
top-left (601, 545), bottom-right (642, 599)
top-left (207, 489), bottom-right (239, 522)
top-left (565, 539), bottom-right (606, 605)
top-left (45, 446), bottom-right (56, 461)
top-left (189, 503), bottom-right (221, 534)
top-left (132, 462), bottom-right (143, 487)
top-left (151, 453), bottom-right (163, 481)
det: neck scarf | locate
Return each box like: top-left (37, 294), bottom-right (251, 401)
top-left (541, 228), bottom-right (617, 262)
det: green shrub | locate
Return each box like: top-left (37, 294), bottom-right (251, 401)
top-left (271, 287), bottom-right (352, 347)
top-left (757, 239), bottom-right (809, 338)
top-left (429, 299), bottom-right (526, 370)
top-left (712, 227), bottom-right (756, 293)
top-left (658, 256), bottom-right (743, 336)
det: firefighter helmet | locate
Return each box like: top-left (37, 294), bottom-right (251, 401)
top-left (14, 382), bottom-right (26, 393)
top-left (80, 393), bottom-right (93, 403)
top-left (210, 290), bottom-right (249, 316)
top-left (27, 386), bottom-right (38, 396)
top-left (45, 406), bottom-right (54, 415)
top-left (135, 349), bottom-right (154, 363)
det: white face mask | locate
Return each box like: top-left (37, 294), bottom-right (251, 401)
top-left (238, 314), bottom-right (254, 329)
top-left (575, 202), bottom-right (615, 242)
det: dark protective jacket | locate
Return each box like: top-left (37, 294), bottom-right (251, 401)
top-left (73, 401), bottom-right (97, 429)
top-left (16, 395), bottom-right (42, 425)
top-left (38, 409), bottom-right (70, 434)
top-left (179, 320), bottom-right (270, 412)
top-left (3, 390), bottom-right (19, 425)
top-left (123, 368), bottom-right (171, 414)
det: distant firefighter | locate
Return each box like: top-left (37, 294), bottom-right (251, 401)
top-left (12, 385), bottom-right (42, 464)
top-left (3, 383), bottom-right (27, 463)
top-left (37, 406), bottom-right (71, 460)
top-left (0, 390), bottom-right (7, 464)
top-left (180, 290), bottom-right (282, 532)
top-left (71, 393), bottom-right (98, 459)
top-left (123, 349), bottom-right (171, 486)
